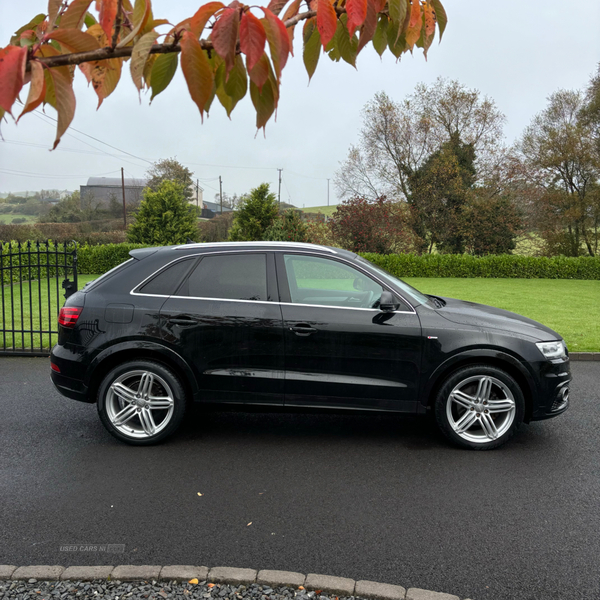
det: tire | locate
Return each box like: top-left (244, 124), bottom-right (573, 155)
top-left (97, 360), bottom-right (187, 445)
top-left (434, 364), bottom-right (525, 450)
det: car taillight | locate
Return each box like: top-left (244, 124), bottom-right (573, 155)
top-left (51, 362), bottom-right (61, 373)
top-left (58, 307), bottom-right (82, 327)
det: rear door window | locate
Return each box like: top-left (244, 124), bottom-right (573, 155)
top-left (176, 253), bottom-right (268, 301)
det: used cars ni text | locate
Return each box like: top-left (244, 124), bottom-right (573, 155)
top-left (50, 242), bottom-right (571, 449)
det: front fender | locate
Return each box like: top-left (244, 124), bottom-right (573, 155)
top-left (418, 348), bottom-right (536, 411)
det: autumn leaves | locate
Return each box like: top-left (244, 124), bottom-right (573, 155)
top-left (0, 0), bottom-right (446, 148)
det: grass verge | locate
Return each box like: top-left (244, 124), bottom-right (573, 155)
top-left (1, 274), bottom-right (98, 351)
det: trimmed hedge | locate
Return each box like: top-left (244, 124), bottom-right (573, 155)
top-left (78, 243), bottom-right (150, 274)
top-left (3, 240), bottom-right (600, 280)
top-left (1, 241), bottom-right (77, 285)
top-left (360, 252), bottom-right (600, 280)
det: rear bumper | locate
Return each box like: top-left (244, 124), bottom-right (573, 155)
top-left (50, 370), bottom-right (92, 403)
top-left (50, 344), bottom-right (93, 403)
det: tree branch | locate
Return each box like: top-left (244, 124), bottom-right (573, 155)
top-left (111, 0), bottom-right (123, 49)
top-left (30, 8), bottom-right (323, 71)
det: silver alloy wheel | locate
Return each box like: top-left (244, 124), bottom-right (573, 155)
top-left (105, 370), bottom-right (175, 439)
top-left (446, 375), bottom-right (516, 444)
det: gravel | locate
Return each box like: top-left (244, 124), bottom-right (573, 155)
top-left (0, 580), bottom-right (367, 600)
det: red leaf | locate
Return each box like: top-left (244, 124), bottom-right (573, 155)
top-left (371, 0), bottom-right (386, 13)
top-left (316, 0), bottom-right (337, 48)
top-left (357, 0), bottom-right (377, 54)
top-left (60, 0), bottom-right (93, 29)
top-left (249, 52), bottom-right (270, 90)
top-left (211, 7), bottom-right (239, 74)
top-left (99, 0), bottom-right (119, 40)
top-left (18, 60), bottom-right (46, 121)
top-left (346, 0), bottom-right (367, 36)
top-left (240, 11), bottom-right (266, 74)
top-left (181, 30), bottom-right (214, 122)
top-left (261, 8), bottom-right (289, 80)
top-left (190, 2), bottom-right (225, 38)
top-left (0, 45), bottom-right (27, 114)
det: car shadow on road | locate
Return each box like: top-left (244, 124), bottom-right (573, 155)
top-left (175, 405), bottom-right (451, 450)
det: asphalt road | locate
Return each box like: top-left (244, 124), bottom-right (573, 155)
top-left (1, 358), bottom-right (599, 600)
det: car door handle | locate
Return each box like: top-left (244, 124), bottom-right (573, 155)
top-left (168, 316), bottom-right (198, 326)
top-left (289, 323), bottom-right (317, 336)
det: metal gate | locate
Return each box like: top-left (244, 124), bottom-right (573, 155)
top-left (0, 240), bottom-right (78, 356)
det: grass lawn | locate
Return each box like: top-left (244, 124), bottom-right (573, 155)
top-left (405, 278), bottom-right (600, 353)
top-left (1, 274), bottom-right (98, 351)
top-left (0, 213), bottom-right (38, 224)
top-left (300, 205), bottom-right (338, 217)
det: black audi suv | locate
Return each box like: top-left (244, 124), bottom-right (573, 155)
top-left (50, 242), bottom-right (571, 449)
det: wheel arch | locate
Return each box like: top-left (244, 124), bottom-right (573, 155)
top-left (86, 342), bottom-right (200, 405)
top-left (421, 350), bottom-right (536, 423)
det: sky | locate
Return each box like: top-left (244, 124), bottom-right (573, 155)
top-left (0, 0), bottom-right (599, 207)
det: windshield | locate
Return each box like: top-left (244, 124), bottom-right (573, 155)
top-left (357, 256), bottom-right (431, 306)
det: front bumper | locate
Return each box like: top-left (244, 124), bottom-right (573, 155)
top-left (530, 357), bottom-right (571, 421)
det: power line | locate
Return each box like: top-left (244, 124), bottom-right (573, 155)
top-left (32, 110), bottom-right (153, 165)
top-left (0, 168), bottom-right (121, 180)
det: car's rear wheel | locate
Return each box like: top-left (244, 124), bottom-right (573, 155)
top-left (434, 365), bottom-right (525, 450)
top-left (97, 360), bottom-right (186, 445)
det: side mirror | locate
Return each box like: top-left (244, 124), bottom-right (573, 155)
top-left (379, 291), bottom-right (398, 312)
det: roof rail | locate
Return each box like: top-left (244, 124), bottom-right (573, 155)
top-left (172, 241), bottom-right (338, 254)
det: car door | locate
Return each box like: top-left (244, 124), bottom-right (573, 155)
top-left (158, 251), bottom-right (284, 405)
top-left (276, 252), bottom-right (422, 412)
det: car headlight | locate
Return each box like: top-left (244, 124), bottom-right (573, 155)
top-left (536, 340), bottom-right (567, 360)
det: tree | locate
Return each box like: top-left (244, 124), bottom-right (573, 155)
top-left (127, 180), bottom-right (199, 245)
top-left (264, 209), bottom-right (311, 242)
top-left (406, 132), bottom-right (476, 253)
top-left (146, 158), bottom-right (195, 201)
top-left (229, 183), bottom-right (278, 241)
top-left (461, 193), bottom-right (521, 256)
top-left (329, 196), bottom-right (414, 253)
top-left (519, 89), bottom-right (600, 257)
top-left (38, 191), bottom-right (84, 222)
top-left (0, 0), bottom-right (447, 146)
top-left (214, 192), bottom-right (241, 210)
top-left (334, 79), bottom-right (505, 203)
top-left (581, 63), bottom-right (600, 153)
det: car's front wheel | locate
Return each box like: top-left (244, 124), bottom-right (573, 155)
top-left (97, 360), bottom-right (187, 445)
top-left (434, 365), bottom-right (525, 450)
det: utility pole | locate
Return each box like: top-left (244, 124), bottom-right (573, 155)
top-left (277, 168), bottom-right (283, 207)
top-left (196, 178), bottom-right (199, 211)
top-left (327, 178), bottom-right (330, 206)
top-left (120, 167), bottom-right (127, 228)
top-left (219, 175), bottom-right (223, 214)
